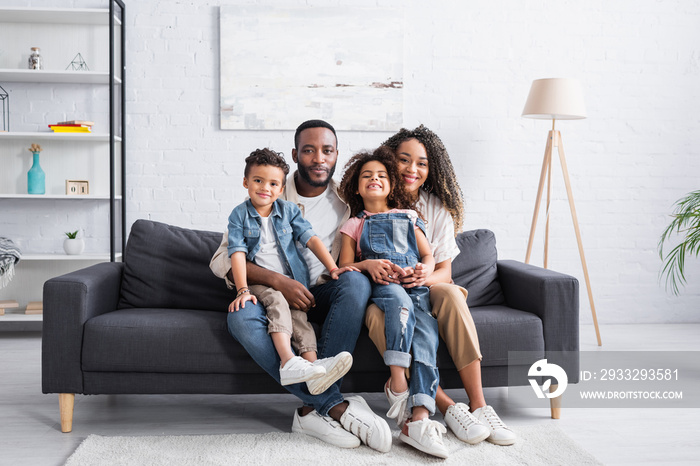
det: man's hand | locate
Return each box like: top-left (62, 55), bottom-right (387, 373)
top-left (275, 274), bottom-right (315, 312)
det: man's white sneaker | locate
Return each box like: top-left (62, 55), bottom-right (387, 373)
top-left (472, 405), bottom-right (516, 446)
top-left (279, 355), bottom-right (325, 386)
top-left (399, 418), bottom-right (449, 459)
top-left (339, 396), bottom-right (392, 453)
top-left (306, 351), bottom-right (353, 395)
top-left (444, 402), bottom-right (490, 445)
top-left (292, 409), bottom-right (361, 449)
top-left (384, 380), bottom-right (410, 427)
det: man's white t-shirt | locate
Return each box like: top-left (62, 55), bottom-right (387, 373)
top-left (297, 187), bottom-right (345, 285)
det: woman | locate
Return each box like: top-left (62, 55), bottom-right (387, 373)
top-left (364, 125), bottom-right (516, 446)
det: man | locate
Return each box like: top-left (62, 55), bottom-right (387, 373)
top-left (210, 120), bottom-right (392, 452)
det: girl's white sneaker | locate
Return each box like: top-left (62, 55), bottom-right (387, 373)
top-left (399, 418), bottom-right (449, 459)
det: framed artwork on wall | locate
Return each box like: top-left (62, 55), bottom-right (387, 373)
top-left (219, 5), bottom-right (404, 131)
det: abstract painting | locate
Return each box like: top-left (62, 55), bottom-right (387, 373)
top-left (220, 6), bottom-right (404, 131)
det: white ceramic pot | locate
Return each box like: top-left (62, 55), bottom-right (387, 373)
top-left (63, 238), bottom-right (85, 255)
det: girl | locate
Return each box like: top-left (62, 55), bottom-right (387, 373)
top-left (337, 146), bottom-right (448, 459)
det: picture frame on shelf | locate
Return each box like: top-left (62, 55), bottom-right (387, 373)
top-left (65, 180), bottom-right (89, 195)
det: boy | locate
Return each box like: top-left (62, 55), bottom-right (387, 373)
top-left (227, 148), bottom-right (355, 395)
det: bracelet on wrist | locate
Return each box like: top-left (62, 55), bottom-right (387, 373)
top-left (329, 267), bottom-right (339, 274)
top-left (236, 287), bottom-right (250, 298)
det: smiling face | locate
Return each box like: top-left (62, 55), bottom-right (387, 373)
top-left (395, 138), bottom-right (429, 199)
top-left (243, 164), bottom-right (286, 216)
top-left (356, 160), bottom-right (391, 209)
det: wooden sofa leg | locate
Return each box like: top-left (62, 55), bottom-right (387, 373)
top-left (59, 393), bottom-right (75, 433)
top-left (549, 384), bottom-right (561, 419)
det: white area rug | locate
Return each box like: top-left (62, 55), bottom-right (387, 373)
top-left (65, 424), bottom-right (601, 465)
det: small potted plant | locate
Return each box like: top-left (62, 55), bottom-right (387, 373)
top-left (63, 230), bottom-right (85, 255)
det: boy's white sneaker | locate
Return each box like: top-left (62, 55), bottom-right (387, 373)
top-left (399, 418), bottom-right (449, 459)
top-left (472, 405), bottom-right (517, 446)
top-left (444, 402), bottom-right (490, 444)
top-left (306, 351), bottom-right (353, 395)
top-left (279, 355), bottom-right (325, 386)
top-left (292, 409), bottom-right (361, 449)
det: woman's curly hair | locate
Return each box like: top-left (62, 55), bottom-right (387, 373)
top-left (338, 146), bottom-right (414, 217)
top-left (382, 125), bottom-right (465, 234)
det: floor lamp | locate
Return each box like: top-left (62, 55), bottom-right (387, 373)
top-left (522, 78), bottom-right (602, 346)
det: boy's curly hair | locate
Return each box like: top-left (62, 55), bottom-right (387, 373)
top-left (338, 146), bottom-right (415, 217)
top-left (382, 125), bottom-right (465, 234)
top-left (244, 148), bottom-right (290, 183)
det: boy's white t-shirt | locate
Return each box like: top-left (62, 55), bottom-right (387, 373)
top-left (297, 187), bottom-right (345, 285)
top-left (253, 215), bottom-right (291, 279)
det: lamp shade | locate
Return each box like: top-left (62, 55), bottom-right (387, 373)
top-left (522, 78), bottom-right (586, 120)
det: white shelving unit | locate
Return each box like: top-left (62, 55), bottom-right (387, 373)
top-left (0, 2), bottom-right (126, 328)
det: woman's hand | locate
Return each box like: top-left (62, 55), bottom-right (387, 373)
top-left (399, 262), bottom-right (430, 288)
top-left (364, 259), bottom-right (406, 285)
top-left (229, 292), bottom-right (257, 312)
top-left (330, 265), bottom-right (360, 280)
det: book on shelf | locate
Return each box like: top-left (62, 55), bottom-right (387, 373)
top-left (56, 120), bottom-right (95, 126)
top-left (48, 124), bottom-right (92, 133)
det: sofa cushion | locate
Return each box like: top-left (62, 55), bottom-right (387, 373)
top-left (82, 309), bottom-right (262, 373)
top-left (451, 229), bottom-right (505, 307)
top-left (435, 305), bottom-right (544, 369)
top-left (118, 220), bottom-right (233, 312)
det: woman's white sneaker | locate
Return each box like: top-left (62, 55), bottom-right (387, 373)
top-left (472, 405), bottom-right (516, 446)
top-left (444, 402), bottom-right (490, 444)
top-left (279, 355), bottom-right (325, 386)
top-left (399, 418), bottom-right (449, 459)
top-left (292, 409), bottom-right (360, 449)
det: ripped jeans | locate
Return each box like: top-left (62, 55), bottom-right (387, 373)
top-left (371, 282), bottom-right (439, 415)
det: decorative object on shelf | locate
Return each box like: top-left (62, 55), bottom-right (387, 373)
top-left (0, 237), bottom-right (21, 289)
top-left (0, 300), bottom-right (20, 316)
top-left (66, 53), bottom-right (89, 71)
top-left (66, 180), bottom-right (90, 195)
top-left (63, 230), bottom-right (85, 255)
top-left (658, 190), bottom-right (700, 295)
top-left (25, 301), bottom-right (43, 315)
top-left (521, 77), bottom-right (601, 346)
top-left (0, 83), bottom-right (8, 132)
top-left (27, 143), bottom-right (45, 195)
top-left (28, 47), bottom-right (43, 70)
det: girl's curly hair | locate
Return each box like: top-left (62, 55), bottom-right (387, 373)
top-left (338, 146), bottom-right (414, 217)
top-left (382, 125), bottom-right (465, 234)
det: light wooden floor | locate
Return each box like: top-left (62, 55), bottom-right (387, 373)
top-left (1, 324), bottom-right (699, 465)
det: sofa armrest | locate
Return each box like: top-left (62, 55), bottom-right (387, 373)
top-left (497, 259), bottom-right (579, 354)
top-left (42, 262), bottom-right (124, 394)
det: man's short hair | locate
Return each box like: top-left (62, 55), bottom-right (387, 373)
top-left (294, 119), bottom-right (338, 150)
top-left (244, 148), bottom-right (290, 184)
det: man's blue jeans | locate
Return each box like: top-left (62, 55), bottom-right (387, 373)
top-left (227, 271), bottom-right (370, 416)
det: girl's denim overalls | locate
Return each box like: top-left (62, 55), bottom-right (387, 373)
top-left (358, 211), bottom-right (440, 414)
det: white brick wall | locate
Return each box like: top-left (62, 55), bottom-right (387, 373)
top-left (5, 0), bottom-right (700, 329)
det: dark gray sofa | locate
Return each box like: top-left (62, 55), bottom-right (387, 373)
top-left (42, 219), bottom-right (579, 433)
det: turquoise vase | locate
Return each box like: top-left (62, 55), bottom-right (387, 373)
top-left (27, 151), bottom-right (45, 194)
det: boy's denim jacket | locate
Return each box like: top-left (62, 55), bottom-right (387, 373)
top-left (227, 198), bottom-right (316, 289)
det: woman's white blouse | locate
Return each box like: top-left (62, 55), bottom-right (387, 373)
top-left (416, 190), bottom-right (461, 264)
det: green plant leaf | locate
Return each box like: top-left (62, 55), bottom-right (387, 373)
top-left (658, 190), bottom-right (700, 295)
